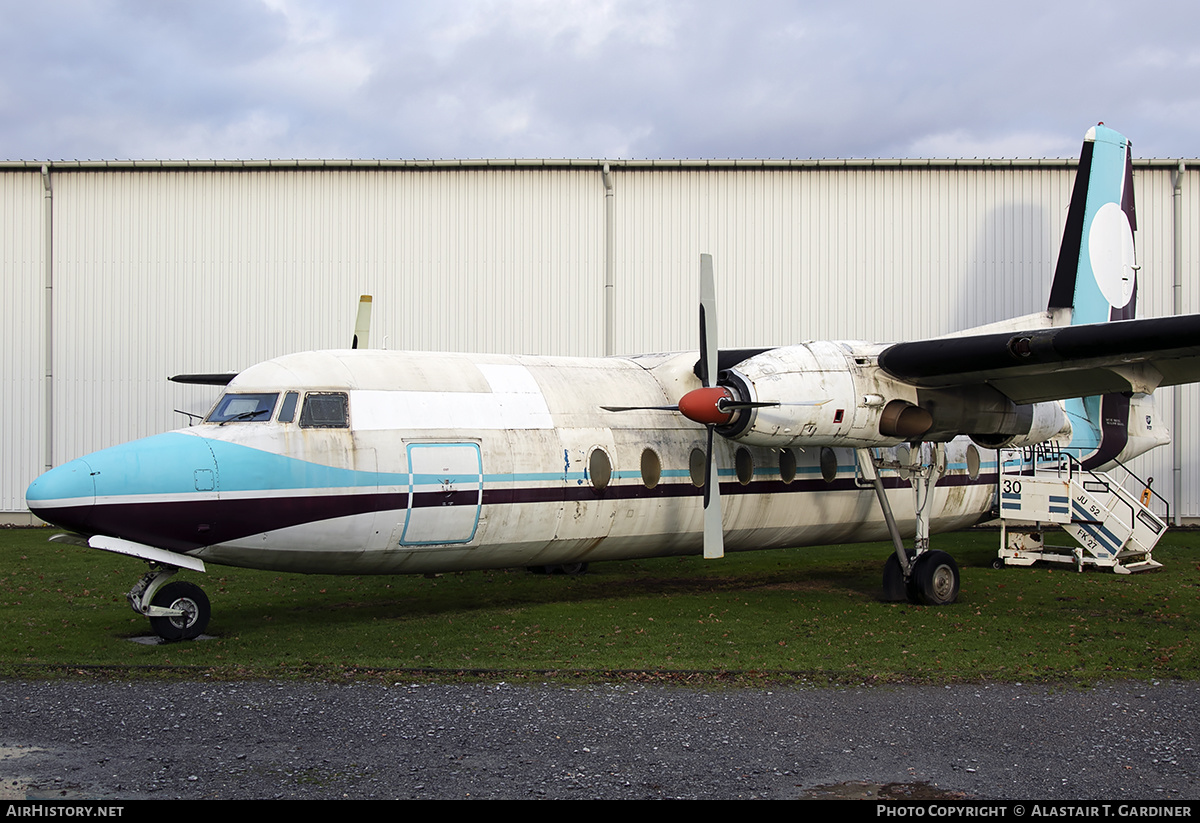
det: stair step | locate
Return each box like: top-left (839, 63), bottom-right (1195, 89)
top-left (1114, 559), bottom-right (1164, 574)
top-left (997, 466), bottom-right (1165, 573)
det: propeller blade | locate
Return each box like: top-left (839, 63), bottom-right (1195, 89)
top-left (699, 253), bottom-right (718, 389)
top-left (703, 424), bottom-right (724, 559)
top-left (352, 295), bottom-right (373, 349)
top-left (699, 254), bottom-right (725, 559)
top-left (600, 404), bottom-right (681, 412)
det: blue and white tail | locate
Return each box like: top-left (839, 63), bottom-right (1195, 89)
top-left (1047, 123), bottom-right (1139, 325)
top-left (1048, 125), bottom-right (1163, 468)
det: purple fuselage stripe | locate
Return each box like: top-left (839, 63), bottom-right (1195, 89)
top-left (38, 472), bottom-right (997, 553)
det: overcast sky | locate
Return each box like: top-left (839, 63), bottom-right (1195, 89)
top-left (3, 0), bottom-right (1199, 162)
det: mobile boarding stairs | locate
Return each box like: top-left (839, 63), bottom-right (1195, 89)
top-left (995, 449), bottom-right (1168, 573)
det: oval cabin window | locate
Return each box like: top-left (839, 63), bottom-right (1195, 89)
top-left (820, 447), bottom-right (838, 483)
top-left (779, 449), bottom-right (797, 484)
top-left (640, 448), bottom-right (661, 489)
top-left (689, 447), bottom-right (707, 487)
top-left (736, 447), bottom-right (754, 486)
top-left (966, 444), bottom-right (981, 480)
top-left (589, 448), bottom-right (612, 492)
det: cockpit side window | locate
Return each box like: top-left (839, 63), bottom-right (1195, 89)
top-left (205, 393), bottom-right (279, 424)
top-left (277, 391), bottom-right (299, 423)
top-left (299, 392), bottom-right (349, 428)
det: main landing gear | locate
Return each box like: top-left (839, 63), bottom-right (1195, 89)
top-left (904, 550), bottom-right (960, 606)
top-left (129, 567), bottom-right (211, 641)
top-left (859, 446), bottom-right (963, 606)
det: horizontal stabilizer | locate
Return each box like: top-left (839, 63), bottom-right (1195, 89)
top-left (169, 372), bottom-right (239, 386)
top-left (877, 314), bottom-right (1200, 404)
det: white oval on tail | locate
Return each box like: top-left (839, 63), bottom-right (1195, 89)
top-left (1088, 201), bottom-right (1137, 309)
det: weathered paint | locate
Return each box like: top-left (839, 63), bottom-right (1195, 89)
top-left (26, 347), bottom-right (998, 575)
top-left (6, 158), bottom-right (1199, 519)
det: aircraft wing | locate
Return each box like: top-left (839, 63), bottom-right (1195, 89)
top-left (876, 313), bottom-right (1200, 404)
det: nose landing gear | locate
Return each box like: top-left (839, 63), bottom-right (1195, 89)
top-left (129, 568), bottom-right (211, 641)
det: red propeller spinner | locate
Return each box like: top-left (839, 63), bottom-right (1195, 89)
top-left (677, 386), bottom-right (736, 426)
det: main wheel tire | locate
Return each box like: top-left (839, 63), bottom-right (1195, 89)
top-left (881, 549), bottom-right (915, 602)
top-left (531, 563), bottom-right (590, 575)
top-left (148, 581), bottom-right (211, 642)
top-left (907, 550), bottom-right (960, 606)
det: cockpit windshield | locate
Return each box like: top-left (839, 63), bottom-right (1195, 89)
top-left (205, 393), bottom-right (279, 424)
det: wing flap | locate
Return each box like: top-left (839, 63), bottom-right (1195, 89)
top-left (877, 314), bottom-right (1200, 404)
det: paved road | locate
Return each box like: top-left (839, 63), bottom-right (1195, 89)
top-left (1, 679), bottom-right (1197, 800)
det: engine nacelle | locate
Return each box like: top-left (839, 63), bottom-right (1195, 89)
top-left (968, 401), bottom-right (1073, 449)
top-left (717, 343), bottom-right (924, 448)
top-left (913, 385), bottom-right (1073, 449)
top-left (714, 342), bottom-right (1075, 450)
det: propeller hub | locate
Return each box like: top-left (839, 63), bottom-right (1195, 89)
top-left (678, 386), bottom-right (735, 426)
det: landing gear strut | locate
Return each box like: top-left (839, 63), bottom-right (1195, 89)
top-left (860, 445), bottom-right (962, 606)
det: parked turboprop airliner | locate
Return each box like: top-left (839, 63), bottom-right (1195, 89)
top-left (25, 125), bottom-right (1200, 641)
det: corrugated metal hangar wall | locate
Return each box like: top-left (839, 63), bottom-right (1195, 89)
top-left (3, 157), bottom-right (1198, 522)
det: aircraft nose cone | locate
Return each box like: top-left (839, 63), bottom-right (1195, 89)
top-left (25, 432), bottom-right (219, 544)
top-left (25, 457), bottom-right (98, 531)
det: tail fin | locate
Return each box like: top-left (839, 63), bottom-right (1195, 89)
top-left (1051, 125), bottom-right (1147, 468)
top-left (1047, 124), bottom-right (1138, 324)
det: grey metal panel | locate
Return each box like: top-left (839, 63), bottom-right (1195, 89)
top-left (611, 165), bottom-right (1078, 353)
top-left (1184, 168), bottom-right (1200, 520)
top-left (1117, 167), bottom-right (1200, 520)
top-left (0, 172), bottom-right (44, 511)
top-left (3, 160), bottom-right (1198, 519)
top-left (44, 168), bottom-right (606, 469)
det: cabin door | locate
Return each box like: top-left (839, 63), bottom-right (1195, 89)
top-left (400, 442), bottom-right (483, 546)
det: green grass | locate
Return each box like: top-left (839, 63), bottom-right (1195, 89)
top-left (1, 526), bottom-right (1197, 683)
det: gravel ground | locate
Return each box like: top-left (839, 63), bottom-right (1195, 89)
top-left (1, 678), bottom-right (1197, 800)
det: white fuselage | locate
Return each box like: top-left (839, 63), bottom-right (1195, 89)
top-left (27, 347), bottom-right (1001, 575)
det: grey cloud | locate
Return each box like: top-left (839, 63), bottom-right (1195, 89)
top-left (3, 0), bottom-right (1199, 161)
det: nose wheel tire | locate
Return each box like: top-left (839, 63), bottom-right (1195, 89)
top-left (905, 550), bottom-right (960, 606)
top-left (148, 581), bottom-right (211, 641)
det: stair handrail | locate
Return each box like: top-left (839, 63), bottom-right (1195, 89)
top-left (1032, 448), bottom-right (1170, 525)
top-left (1103, 454), bottom-right (1171, 524)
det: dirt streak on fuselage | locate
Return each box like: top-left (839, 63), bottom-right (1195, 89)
top-left (26, 348), bottom-right (999, 575)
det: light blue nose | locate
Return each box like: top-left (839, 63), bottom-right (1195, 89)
top-left (25, 432), bottom-right (219, 537)
top-left (26, 457), bottom-right (98, 530)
